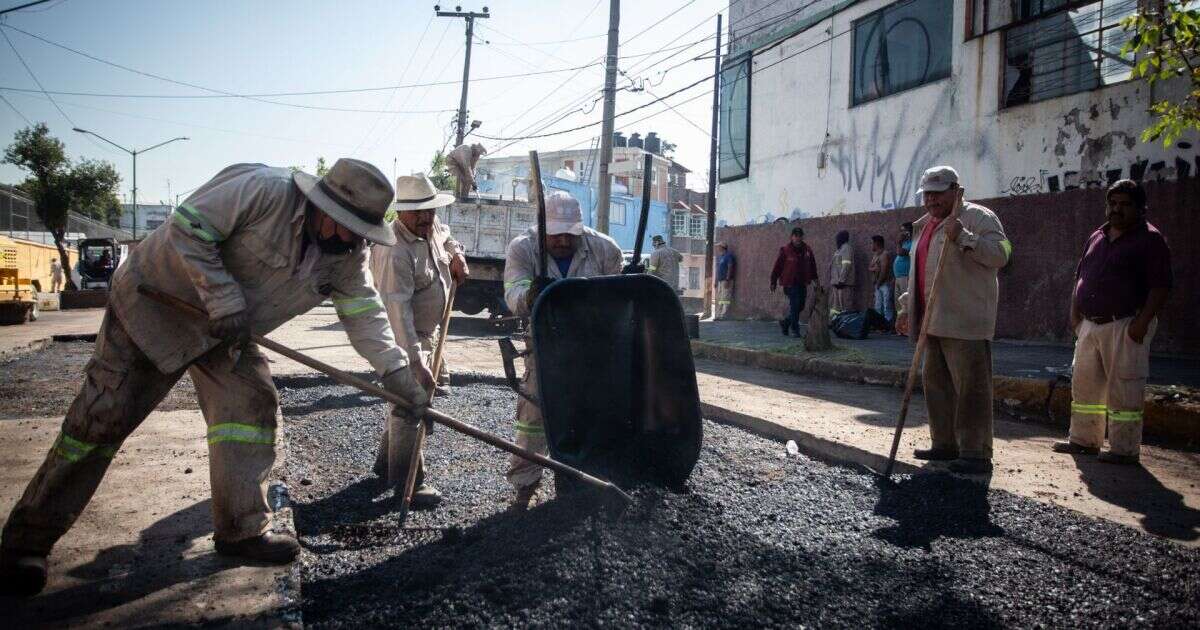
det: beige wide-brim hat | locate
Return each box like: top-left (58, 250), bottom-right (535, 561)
top-left (393, 173), bottom-right (456, 211)
top-left (293, 158), bottom-right (396, 246)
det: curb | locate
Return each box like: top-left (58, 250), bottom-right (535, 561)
top-left (691, 340), bottom-right (1200, 447)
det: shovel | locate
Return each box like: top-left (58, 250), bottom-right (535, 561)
top-left (390, 281), bottom-right (458, 521)
top-left (137, 284), bottom-right (635, 506)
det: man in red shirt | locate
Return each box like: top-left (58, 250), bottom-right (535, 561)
top-left (770, 227), bottom-right (819, 336)
top-left (1053, 179), bottom-right (1172, 464)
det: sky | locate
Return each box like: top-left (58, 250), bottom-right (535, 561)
top-left (0, 0), bottom-right (729, 207)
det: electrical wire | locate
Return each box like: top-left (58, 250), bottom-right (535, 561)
top-left (350, 14), bottom-right (435, 154)
top-left (0, 91), bottom-right (31, 124)
top-left (1, 24), bottom-right (76, 126)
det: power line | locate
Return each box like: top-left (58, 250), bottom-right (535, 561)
top-left (1, 24), bottom-right (76, 126)
top-left (0, 91), bottom-right (31, 125)
top-left (0, 0), bottom-right (56, 16)
top-left (350, 14), bottom-right (435, 155)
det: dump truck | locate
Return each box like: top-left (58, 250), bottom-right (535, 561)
top-left (436, 197), bottom-right (537, 317)
top-left (0, 235), bottom-right (43, 324)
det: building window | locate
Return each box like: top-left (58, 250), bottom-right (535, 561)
top-left (611, 202), bottom-right (626, 226)
top-left (718, 55), bottom-right (751, 182)
top-left (671, 211), bottom-right (688, 236)
top-left (1002, 0), bottom-right (1138, 108)
top-left (688, 214), bottom-right (705, 239)
top-left (688, 267), bottom-right (700, 290)
top-left (852, 0), bottom-right (954, 106)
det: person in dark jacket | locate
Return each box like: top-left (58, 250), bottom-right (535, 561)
top-left (770, 227), bottom-right (819, 336)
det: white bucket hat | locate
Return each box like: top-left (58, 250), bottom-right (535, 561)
top-left (393, 173), bottom-right (456, 211)
top-left (915, 165), bottom-right (960, 197)
top-left (293, 158), bottom-right (396, 245)
top-left (544, 190), bottom-right (585, 235)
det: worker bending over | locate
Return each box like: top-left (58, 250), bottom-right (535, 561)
top-left (369, 174), bottom-right (469, 506)
top-left (502, 190), bottom-right (623, 510)
top-left (1, 160), bottom-right (429, 597)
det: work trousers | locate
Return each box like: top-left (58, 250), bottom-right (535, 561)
top-left (923, 335), bottom-right (994, 460)
top-left (782, 285), bottom-right (807, 335)
top-left (2, 308), bottom-right (280, 556)
top-left (715, 281), bottom-right (732, 319)
top-left (1069, 317), bottom-right (1156, 457)
top-left (51, 275), bottom-right (62, 293)
top-left (874, 284), bottom-right (895, 324)
top-left (506, 349), bottom-right (546, 491)
top-left (830, 285), bottom-right (855, 315)
top-left (376, 332), bottom-right (441, 484)
top-left (894, 277), bottom-right (908, 319)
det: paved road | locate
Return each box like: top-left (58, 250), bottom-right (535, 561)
top-left (700, 320), bottom-right (1200, 387)
top-left (282, 377), bottom-right (1200, 628)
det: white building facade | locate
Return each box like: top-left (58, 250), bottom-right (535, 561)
top-left (717, 0), bottom-right (1197, 225)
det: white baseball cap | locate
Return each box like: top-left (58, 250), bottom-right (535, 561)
top-left (544, 190), bottom-right (584, 235)
top-left (915, 165), bottom-right (960, 197)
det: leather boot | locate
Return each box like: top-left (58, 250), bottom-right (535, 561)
top-left (411, 484), bottom-right (443, 510)
top-left (0, 551), bottom-right (47, 597)
top-left (913, 447), bottom-right (959, 461)
top-left (215, 532), bottom-right (300, 564)
top-left (1051, 440), bottom-right (1100, 455)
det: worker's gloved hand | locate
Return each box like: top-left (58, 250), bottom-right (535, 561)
top-left (622, 261), bottom-right (645, 275)
top-left (208, 310), bottom-right (250, 344)
top-left (524, 277), bottom-right (553, 312)
top-left (383, 367), bottom-right (430, 423)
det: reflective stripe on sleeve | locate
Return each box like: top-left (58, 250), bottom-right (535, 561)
top-left (1071, 402), bottom-right (1106, 416)
top-left (841, 260), bottom-right (852, 265)
top-left (333, 296), bottom-right (384, 318)
top-left (1107, 409), bottom-right (1143, 423)
top-left (1000, 239), bottom-right (1013, 259)
top-left (53, 432), bottom-right (120, 463)
top-left (172, 203), bottom-right (224, 243)
top-left (207, 423), bottom-right (275, 446)
top-left (505, 278), bottom-right (532, 289)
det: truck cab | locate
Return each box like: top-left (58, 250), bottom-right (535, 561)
top-left (75, 238), bottom-right (122, 290)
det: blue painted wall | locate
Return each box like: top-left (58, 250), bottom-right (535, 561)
top-left (544, 175), bottom-right (667, 256)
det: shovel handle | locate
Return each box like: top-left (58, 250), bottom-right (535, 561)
top-left (137, 284), bottom-right (632, 503)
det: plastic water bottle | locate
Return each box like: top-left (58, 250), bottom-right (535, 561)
top-left (785, 440), bottom-right (799, 456)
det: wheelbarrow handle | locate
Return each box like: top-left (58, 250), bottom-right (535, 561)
top-left (136, 284), bottom-right (633, 504)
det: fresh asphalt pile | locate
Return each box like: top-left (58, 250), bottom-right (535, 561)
top-left (278, 372), bottom-right (1200, 628)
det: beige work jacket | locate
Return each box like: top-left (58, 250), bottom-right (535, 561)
top-left (369, 217), bottom-right (463, 362)
top-left (829, 242), bottom-right (855, 286)
top-left (648, 245), bottom-right (683, 290)
top-left (110, 163), bottom-right (407, 376)
top-left (503, 226), bottom-right (623, 317)
top-left (898, 202), bottom-right (1013, 341)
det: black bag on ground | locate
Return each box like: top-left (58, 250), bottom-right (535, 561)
top-left (830, 310), bottom-right (869, 340)
top-left (865, 308), bottom-right (891, 332)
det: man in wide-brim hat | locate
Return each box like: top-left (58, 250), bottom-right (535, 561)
top-left (369, 173), bottom-right (470, 508)
top-left (1, 159), bottom-right (431, 597)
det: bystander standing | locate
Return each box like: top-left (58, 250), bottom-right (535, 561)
top-left (893, 222), bottom-right (913, 325)
top-left (869, 235), bottom-right (894, 328)
top-left (770, 227), bottom-right (819, 337)
top-left (714, 243), bottom-right (735, 319)
top-left (829, 230), bottom-right (855, 315)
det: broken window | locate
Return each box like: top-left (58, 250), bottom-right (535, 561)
top-left (851, 0), bottom-right (954, 106)
top-left (718, 56), bottom-right (751, 183)
top-left (1002, 0), bottom-right (1138, 107)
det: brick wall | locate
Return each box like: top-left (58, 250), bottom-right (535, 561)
top-left (716, 178), bottom-right (1198, 354)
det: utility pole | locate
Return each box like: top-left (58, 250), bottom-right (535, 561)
top-left (703, 14), bottom-right (722, 319)
top-left (594, 0), bottom-right (620, 235)
top-left (436, 5), bottom-right (490, 147)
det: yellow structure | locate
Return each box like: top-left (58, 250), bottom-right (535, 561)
top-left (0, 234), bottom-right (73, 293)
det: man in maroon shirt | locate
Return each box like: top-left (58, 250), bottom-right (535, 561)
top-left (770, 227), bottom-right (819, 336)
top-left (1053, 179), bottom-right (1172, 464)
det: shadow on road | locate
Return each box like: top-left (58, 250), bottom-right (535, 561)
top-left (872, 473), bottom-right (1005, 550)
top-left (1073, 455), bottom-right (1200, 542)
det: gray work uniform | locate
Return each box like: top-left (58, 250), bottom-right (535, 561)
top-left (2, 164), bottom-right (408, 555)
top-left (648, 244), bottom-right (683, 292)
top-left (502, 226), bottom-right (623, 490)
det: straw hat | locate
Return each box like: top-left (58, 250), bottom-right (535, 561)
top-left (392, 173), bottom-right (456, 211)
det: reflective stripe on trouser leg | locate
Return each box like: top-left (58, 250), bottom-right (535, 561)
top-left (1068, 320), bottom-right (1107, 449)
top-left (2, 307), bottom-right (183, 555)
top-left (1105, 317), bottom-right (1154, 457)
top-left (190, 343), bottom-right (279, 543)
top-left (506, 351), bottom-right (546, 490)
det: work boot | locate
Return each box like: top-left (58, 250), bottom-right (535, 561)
top-left (779, 319), bottom-right (789, 336)
top-left (1097, 451), bottom-right (1140, 465)
top-left (948, 458), bottom-right (993, 474)
top-left (509, 484), bottom-right (539, 513)
top-left (913, 447), bottom-right (958, 461)
top-left (373, 431), bottom-right (388, 477)
top-left (1051, 440), bottom-right (1100, 456)
top-left (410, 484), bottom-right (443, 510)
top-left (215, 532), bottom-right (300, 564)
top-left (0, 551), bottom-right (47, 597)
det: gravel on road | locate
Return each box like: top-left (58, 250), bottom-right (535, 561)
top-left (279, 373), bottom-right (1200, 629)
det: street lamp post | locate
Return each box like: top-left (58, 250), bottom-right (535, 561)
top-left (72, 128), bottom-right (188, 239)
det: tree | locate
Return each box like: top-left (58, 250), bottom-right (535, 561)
top-left (429, 150), bottom-right (456, 191)
top-left (1122, 1), bottom-right (1200, 146)
top-left (3, 124), bottom-right (123, 291)
top-left (315, 156), bottom-right (329, 177)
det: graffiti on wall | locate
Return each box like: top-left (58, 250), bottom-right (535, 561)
top-left (1003, 142), bottom-right (1199, 196)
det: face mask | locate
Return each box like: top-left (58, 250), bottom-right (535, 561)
top-left (315, 233), bottom-right (358, 255)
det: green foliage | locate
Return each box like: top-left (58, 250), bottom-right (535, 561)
top-left (316, 156), bottom-right (329, 177)
top-left (3, 123), bottom-right (66, 182)
top-left (1122, 1), bottom-right (1200, 146)
top-left (428, 150), bottom-right (456, 192)
top-left (67, 158), bottom-right (122, 223)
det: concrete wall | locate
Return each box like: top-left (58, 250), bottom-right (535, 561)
top-left (718, 0), bottom-right (1199, 226)
top-left (714, 178), bottom-right (1198, 355)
